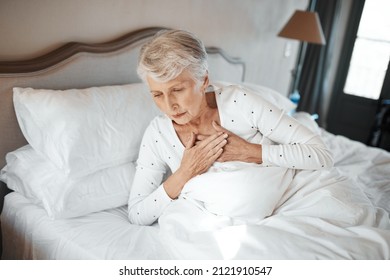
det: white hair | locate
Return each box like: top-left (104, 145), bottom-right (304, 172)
top-left (137, 29), bottom-right (208, 83)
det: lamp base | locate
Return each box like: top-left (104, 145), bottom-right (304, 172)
top-left (288, 90), bottom-right (301, 115)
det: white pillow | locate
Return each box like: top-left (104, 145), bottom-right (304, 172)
top-left (0, 145), bottom-right (135, 219)
top-left (181, 162), bottom-right (293, 223)
top-left (13, 83), bottom-right (160, 178)
top-left (213, 81), bottom-right (296, 112)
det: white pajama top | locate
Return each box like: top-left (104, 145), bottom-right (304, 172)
top-left (128, 84), bottom-right (334, 225)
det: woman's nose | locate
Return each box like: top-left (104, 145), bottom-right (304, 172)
top-left (165, 96), bottom-right (178, 111)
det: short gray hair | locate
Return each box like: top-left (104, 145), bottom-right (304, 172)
top-left (137, 29), bottom-right (208, 83)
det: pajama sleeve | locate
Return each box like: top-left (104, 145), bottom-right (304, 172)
top-left (240, 86), bottom-right (334, 169)
top-left (128, 119), bottom-right (173, 225)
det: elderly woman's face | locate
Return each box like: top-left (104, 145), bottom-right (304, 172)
top-left (147, 70), bottom-right (208, 125)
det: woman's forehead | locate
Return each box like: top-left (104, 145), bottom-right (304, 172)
top-left (147, 71), bottom-right (195, 90)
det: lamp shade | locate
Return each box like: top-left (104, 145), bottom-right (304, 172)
top-left (278, 10), bottom-right (326, 45)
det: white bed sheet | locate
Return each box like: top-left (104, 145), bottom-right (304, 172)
top-left (1, 194), bottom-right (169, 260)
top-left (1, 127), bottom-right (390, 260)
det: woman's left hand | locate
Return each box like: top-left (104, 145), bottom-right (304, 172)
top-left (197, 121), bottom-right (263, 163)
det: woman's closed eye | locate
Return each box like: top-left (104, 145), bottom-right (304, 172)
top-left (172, 88), bottom-right (184, 92)
top-left (152, 92), bottom-right (163, 98)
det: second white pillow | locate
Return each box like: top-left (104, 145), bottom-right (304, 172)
top-left (1, 145), bottom-right (136, 219)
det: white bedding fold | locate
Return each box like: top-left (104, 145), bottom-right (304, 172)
top-left (181, 162), bottom-right (293, 223)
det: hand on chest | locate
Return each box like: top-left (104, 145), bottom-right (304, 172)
top-left (174, 117), bottom-right (219, 147)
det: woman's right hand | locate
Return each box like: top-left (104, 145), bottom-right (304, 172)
top-left (180, 131), bottom-right (228, 179)
top-left (163, 131), bottom-right (228, 199)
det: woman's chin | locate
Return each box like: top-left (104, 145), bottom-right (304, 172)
top-left (172, 119), bottom-right (189, 125)
top-left (171, 114), bottom-right (190, 125)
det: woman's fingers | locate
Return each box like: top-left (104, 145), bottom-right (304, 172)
top-left (207, 138), bottom-right (227, 156)
top-left (212, 121), bottom-right (230, 134)
top-left (196, 134), bottom-right (208, 141)
top-left (192, 133), bottom-right (228, 165)
top-left (197, 122), bottom-right (230, 141)
top-left (197, 132), bottom-right (228, 149)
top-left (209, 146), bottom-right (224, 162)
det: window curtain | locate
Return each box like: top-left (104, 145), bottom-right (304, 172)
top-left (297, 0), bottom-right (341, 121)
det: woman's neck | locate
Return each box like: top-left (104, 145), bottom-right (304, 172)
top-left (174, 92), bottom-right (219, 135)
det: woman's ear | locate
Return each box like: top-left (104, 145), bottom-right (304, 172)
top-left (202, 73), bottom-right (209, 91)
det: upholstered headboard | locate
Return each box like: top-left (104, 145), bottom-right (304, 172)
top-left (0, 27), bottom-right (245, 169)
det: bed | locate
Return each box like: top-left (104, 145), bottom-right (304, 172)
top-left (0, 27), bottom-right (389, 260)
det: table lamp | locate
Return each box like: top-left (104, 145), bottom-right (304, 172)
top-left (278, 10), bottom-right (326, 112)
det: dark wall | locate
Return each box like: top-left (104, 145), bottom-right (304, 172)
top-left (0, 181), bottom-right (12, 258)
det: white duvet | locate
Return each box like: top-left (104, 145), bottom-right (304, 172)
top-left (158, 164), bottom-right (390, 259)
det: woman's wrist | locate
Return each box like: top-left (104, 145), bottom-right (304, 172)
top-left (244, 143), bottom-right (262, 164)
top-left (163, 168), bottom-right (192, 199)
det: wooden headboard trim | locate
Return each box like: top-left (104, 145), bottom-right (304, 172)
top-left (0, 27), bottom-right (165, 74)
top-left (0, 27), bottom-right (245, 80)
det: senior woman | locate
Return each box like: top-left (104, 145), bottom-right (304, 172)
top-left (128, 29), bottom-right (333, 225)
